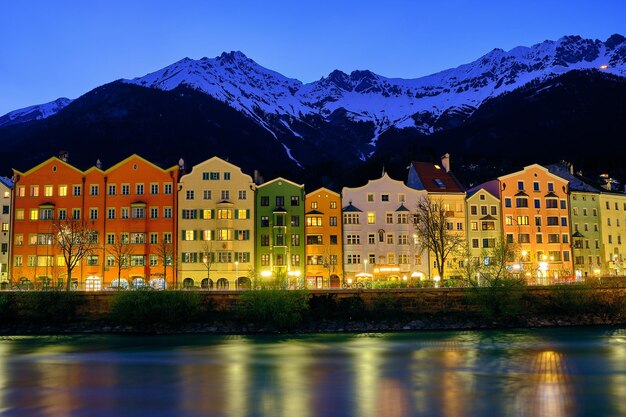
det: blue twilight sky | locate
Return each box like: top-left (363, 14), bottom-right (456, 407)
top-left (1, 0), bottom-right (625, 115)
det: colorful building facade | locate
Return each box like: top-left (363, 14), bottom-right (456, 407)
top-left (342, 173), bottom-right (428, 286)
top-left (11, 155), bottom-right (178, 290)
top-left (597, 191), bottom-right (626, 275)
top-left (548, 163), bottom-right (603, 278)
top-left (255, 178), bottom-right (305, 286)
top-left (304, 188), bottom-right (343, 288)
top-left (178, 157), bottom-right (255, 289)
top-left (0, 177), bottom-right (11, 285)
top-left (407, 154), bottom-right (467, 278)
top-left (465, 180), bottom-right (502, 272)
top-left (498, 164), bottom-right (573, 282)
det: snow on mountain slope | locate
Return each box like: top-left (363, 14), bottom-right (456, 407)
top-left (0, 97), bottom-right (73, 128)
top-left (124, 34), bottom-right (626, 141)
top-left (3, 34), bottom-right (625, 155)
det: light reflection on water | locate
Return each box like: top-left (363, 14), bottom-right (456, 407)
top-left (0, 328), bottom-right (623, 416)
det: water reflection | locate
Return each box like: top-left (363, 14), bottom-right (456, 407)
top-left (514, 350), bottom-right (574, 417)
top-left (0, 328), bottom-right (622, 416)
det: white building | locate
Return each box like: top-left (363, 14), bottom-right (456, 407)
top-left (342, 173), bottom-right (429, 286)
top-left (0, 177), bottom-right (11, 286)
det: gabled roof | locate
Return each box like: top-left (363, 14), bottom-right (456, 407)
top-left (515, 190), bottom-right (529, 197)
top-left (480, 214), bottom-right (497, 221)
top-left (258, 176), bottom-right (304, 189)
top-left (306, 187), bottom-right (340, 198)
top-left (409, 161), bottom-right (465, 193)
top-left (467, 179), bottom-right (500, 199)
top-left (306, 210), bottom-right (323, 215)
top-left (0, 177), bottom-right (13, 189)
top-left (498, 163), bottom-right (567, 183)
top-left (342, 202), bottom-right (363, 212)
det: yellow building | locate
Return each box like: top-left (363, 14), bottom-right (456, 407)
top-left (466, 180), bottom-right (502, 270)
top-left (304, 188), bottom-right (343, 288)
top-left (178, 157), bottom-right (255, 289)
top-left (597, 191), bottom-right (626, 275)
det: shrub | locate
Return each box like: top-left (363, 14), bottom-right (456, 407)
top-left (307, 294), bottom-right (338, 320)
top-left (370, 292), bottom-right (404, 320)
top-left (547, 283), bottom-right (626, 318)
top-left (109, 290), bottom-right (205, 327)
top-left (0, 292), bottom-right (15, 324)
top-left (337, 296), bottom-right (368, 320)
top-left (237, 289), bottom-right (309, 330)
top-left (548, 284), bottom-right (591, 316)
top-left (18, 291), bottom-right (81, 324)
top-left (467, 278), bottom-right (526, 323)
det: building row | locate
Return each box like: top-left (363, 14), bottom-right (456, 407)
top-left (3, 153), bottom-right (626, 290)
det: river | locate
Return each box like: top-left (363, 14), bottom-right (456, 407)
top-left (0, 327), bottom-right (624, 416)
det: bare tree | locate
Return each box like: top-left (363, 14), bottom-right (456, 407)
top-left (413, 196), bottom-right (466, 281)
top-left (200, 241), bottom-right (214, 289)
top-left (106, 232), bottom-right (134, 289)
top-left (152, 236), bottom-right (175, 289)
top-left (52, 217), bottom-right (99, 291)
top-left (474, 240), bottom-right (520, 287)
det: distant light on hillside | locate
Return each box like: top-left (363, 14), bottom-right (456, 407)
top-left (599, 64), bottom-right (609, 70)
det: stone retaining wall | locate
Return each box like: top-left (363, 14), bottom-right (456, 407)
top-left (69, 286), bottom-right (626, 319)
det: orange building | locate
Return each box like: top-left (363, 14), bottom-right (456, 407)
top-left (499, 164), bottom-right (573, 282)
top-left (11, 154), bottom-right (179, 290)
top-left (304, 188), bottom-right (343, 288)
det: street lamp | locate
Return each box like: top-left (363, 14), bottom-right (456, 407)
top-left (364, 259), bottom-right (368, 275)
top-left (235, 261), bottom-right (239, 289)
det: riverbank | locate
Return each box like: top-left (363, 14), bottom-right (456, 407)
top-left (1, 285), bottom-right (624, 335)
top-left (2, 312), bottom-right (624, 336)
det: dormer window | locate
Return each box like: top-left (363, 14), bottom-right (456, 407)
top-left (433, 179), bottom-right (446, 189)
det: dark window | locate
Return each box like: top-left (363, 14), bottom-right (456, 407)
top-left (290, 196), bottom-right (299, 206)
top-left (276, 196), bottom-right (284, 207)
top-left (260, 196), bottom-right (269, 206)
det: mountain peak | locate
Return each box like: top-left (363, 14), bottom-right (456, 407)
top-left (606, 34), bottom-right (626, 49)
top-left (218, 50), bottom-right (250, 63)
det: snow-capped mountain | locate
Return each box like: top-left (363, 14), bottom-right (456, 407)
top-left (0, 97), bottom-right (72, 128)
top-left (2, 34), bottom-right (626, 172)
top-left (123, 34), bottom-right (626, 141)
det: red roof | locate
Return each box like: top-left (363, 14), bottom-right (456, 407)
top-left (410, 161), bottom-right (465, 193)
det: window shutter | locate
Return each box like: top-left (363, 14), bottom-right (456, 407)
top-left (211, 230), bottom-right (215, 240)
top-left (234, 230), bottom-right (239, 241)
top-left (234, 210), bottom-right (239, 219)
top-left (181, 230), bottom-right (186, 240)
top-left (246, 209), bottom-right (250, 219)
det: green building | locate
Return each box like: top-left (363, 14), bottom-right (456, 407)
top-left (255, 178), bottom-right (305, 286)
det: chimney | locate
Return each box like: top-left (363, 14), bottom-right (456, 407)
top-left (254, 170), bottom-right (264, 185)
top-left (441, 153), bottom-right (450, 172)
top-left (96, 159), bottom-right (102, 169)
top-left (59, 151), bottom-right (69, 162)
